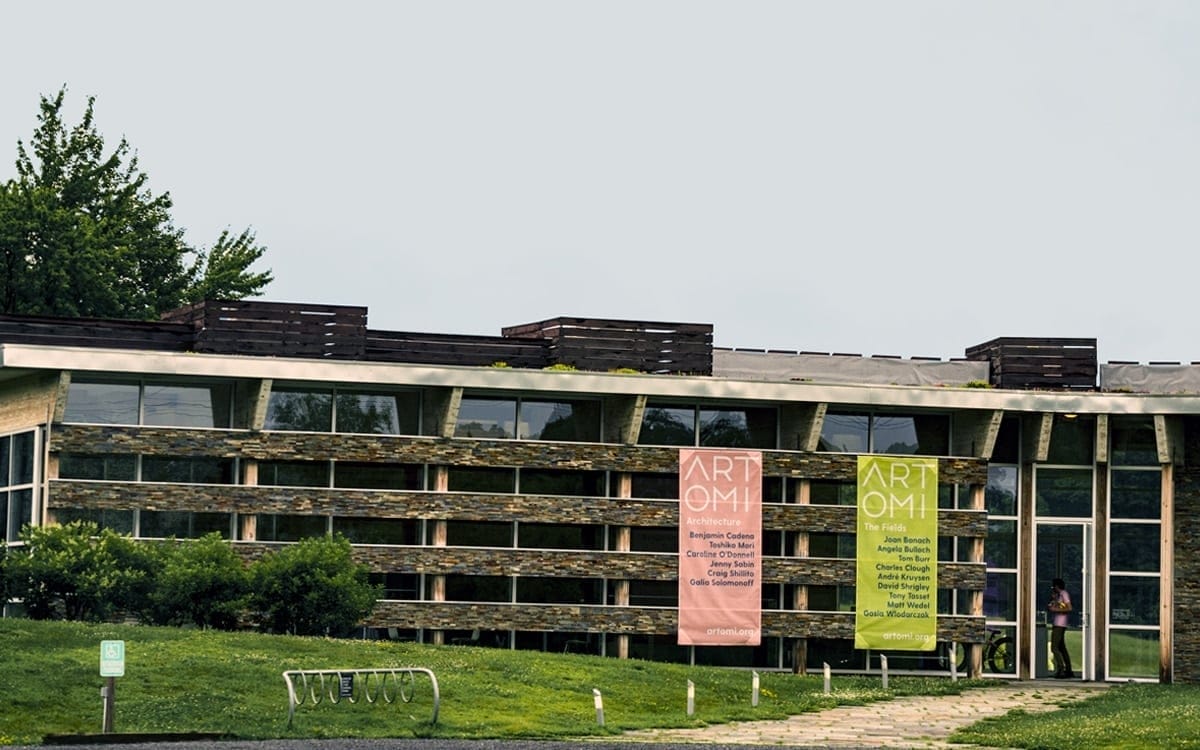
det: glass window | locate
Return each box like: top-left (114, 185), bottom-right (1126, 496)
top-left (1035, 467), bottom-right (1093, 517)
top-left (371, 572), bottom-right (420, 600)
top-left (810, 480), bottom-right (855, 506)
top-left (1110, 469), bottom-right (1161, 520)
top-left (254, 514), bottom-right (328, 541)
top-left (699, 407), bottom-right (777, 449)
top-left (519, 400), bottom-right (601, 442)
top-left (0, 436), bottom-right (9, 485)
top-left (626, 580), bottom-right (677, 607)
top-left (455, 398), bottom-right (516, 438)
top-left (984, 572), bottom-right (1017, 621)
top-left (627, 473), bottom-right (678, 499)
top-left (7, 489), bottom-right (32, 542)
top-left (264, 389), bottom-right (332, 431)
top-left (447, 467), bottom-right (516, 493)
top-left (443, 574), bottom-right (510, 602)
top-left (519, 469), bottom-right (605, 497)
top-left (142, 457), bottom-right (235, 484)
top-left (616, 526), bottom-right (677, 553)
top-left (334, 517), bottom-right (419, 545)
top-left (1109, 523), bottom-right (1160, 572)
top-left (1108, 630), bottom-right (1160, 680)
top-left (334, 392), bottom-right (420, 435)
top-left (142, 382), bottom-right (233, 428)
top-left (139, 511), bottom-right (232, 539)
top-left (516, 577), bottom-right (604, 604)
top-left (872, 414), bottom-right (949, 456)
top-left (638, 406), bottom-right (695, 446)
top-left (58, 454), bottom-right (136, 481)
top-left (985, 520), bottom-right (1017, 569)
top-left (334, 462), bottom-right (423, 490)
top-left (445, 520), bottom-right (512, 547)
top-left (991, 418), bottom-right (1020, 464)
top-left (64, 381), bottom-right (139, 424)
top-left (1108, 577), bottom-right (1160, 626)
top-left (1047, 416), bottom-right (1094, 465)
top-left (258, 461), bottom-right (329, 487)
top-left (13, 432), bottom-right (34, 485)
top-left (811, 532), bottom-right (855, 559)
top-left (518, 523), bottom-right (604, 550)
top-left (986, 466), bottom-right (1018, 516)
top-left (818, 412), bottom-right (869, 453)
top-left (52, 507), bottom-right (134, 534)
top-left (1110, 417), bottom-right (1158, 466)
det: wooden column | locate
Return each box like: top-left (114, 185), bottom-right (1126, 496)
top-left (792, 478), bottom-right (810, 674)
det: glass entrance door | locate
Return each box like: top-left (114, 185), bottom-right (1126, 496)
top-left (1034, 522), bottom-right (1090, 679)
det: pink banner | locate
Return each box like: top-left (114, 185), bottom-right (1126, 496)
top-left (677, 449), bottom-right (763, 646)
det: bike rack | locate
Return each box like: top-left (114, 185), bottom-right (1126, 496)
top-left (282, 668), bottom-right (439, 727)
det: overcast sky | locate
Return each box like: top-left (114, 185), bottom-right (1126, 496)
top-left (3, 2), bottom-right (1197, 364)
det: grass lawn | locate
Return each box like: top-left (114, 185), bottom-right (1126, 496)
top-left (0, 617), bottom-right (989, 745)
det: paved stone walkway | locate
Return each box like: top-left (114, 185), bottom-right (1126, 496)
top-left (617, 680), bottom-right (1111, 748)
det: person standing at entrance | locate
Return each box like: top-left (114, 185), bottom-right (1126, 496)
top-left (1048, 577), bottom-right (1074, 678)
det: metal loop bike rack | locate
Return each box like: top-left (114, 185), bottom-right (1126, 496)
top-left (282, 668), bottom-right (439, 727)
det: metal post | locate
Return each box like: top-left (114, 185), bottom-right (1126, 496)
top-left (823, 662), bottom-right (831, 695)
top-left (751, 671), bottom-right (759, 707)
top-left (686, 680), bottom-right (694, 716)
top-left (593, 688), bottom-right (604, 726)
top-left (880, 655), bottom-right (888, 690)
top-left (950, 642), bottom-right (959, 682)
top-left (101, 677), bottom-right (115, 733)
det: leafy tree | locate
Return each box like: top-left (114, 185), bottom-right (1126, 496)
top-left (142, 533), bottom-right (250, 630)
top-left (8, 521), bottom-right (161, 621)
top-left (248, 534), bottom-right (378, 636)
top-left (0, 87), bottom-right (272, 319)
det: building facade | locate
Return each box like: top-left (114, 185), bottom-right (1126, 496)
top-left (0, 301), bottom-right (1194, 682)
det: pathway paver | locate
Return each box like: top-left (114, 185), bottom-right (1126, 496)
top-left (616, 681), bottom-right (1111, 748)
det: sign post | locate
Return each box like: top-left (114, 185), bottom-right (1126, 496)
top-left (99, 640), bottom-right (125, 733)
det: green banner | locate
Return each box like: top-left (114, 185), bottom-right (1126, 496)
top-left (855, 456), bottom-right (938, 651)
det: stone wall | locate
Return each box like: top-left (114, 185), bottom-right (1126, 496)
top-left (1173, 416), bottom-right (1200, 682)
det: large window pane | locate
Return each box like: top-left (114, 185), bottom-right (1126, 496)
top-left (519, 400), bottom-right (601, 442)
top-left (334, 462), bottom-right (423, 490)
top-left (519, 469), bottom-right (605, 497)
top-left (143, 382), bottom-right (233, 428)
top-left (616, 526), bottom-right (677, 553)
top-left (1110, 469), bottom-right (1161, 520)
top-left (255, 514), bottom-right (327, 541)
top-left (258, 461), bottom-right (329, 487)
top-left (335, 393), bottom-right (399, 434)
top-left (518, 523), bottom-right (604, 550)
top-left (1109, 577), bottom-right (1160, 626)
top-left (699, 407), bottom-right (777, 449)
top-left (516, 577), bottom-right (603, 604)
top-left (455, 398), bottom-right (516, 438)
top-left (140, 511), bottom-right (232, 539)
top-left (818, 412), bottom-right (868, 453)
top-left (810, 480), bottom-right (855, 506)
top-left (447, 467), bottom-right (515, 493)
top-left (64, 381), bottom-right (139, 424)
top-left (1108, 630), bottom-right (1160, 679)
top-left (627, 473), bottom-right (678, 499)
top-left (984, 572), bottom-right (1017, 621)
top-left (443, 574), bottom-right (510, 602)
top-left (985, 520), bottom-right (1017, 569)
top-left (1110, 524), bottom-right (1160, 572)
top-left (52, 507), bottom-right (133, 534)
top-left (142, 457), bottom-right (235, 484)
top-left (1035, 468), bottom-right (1093, 517)
top-left (334, 517), bottom-right (419, 545)
top-left (265, 389), bottom-right (332, 431)
top-left (0, 436), bottom-right (8, 485)
top-left (445, 520), bottom-right (511, 547)
top-left (1110, 417), bottom-right (1158, 466)
top-left (58, 454), bottom-right (136, 481)
top-left (12, 432), bottom-right (34, 485)
top-left (872, 414), bottom-right (949, 456)
top-left (986, 466), bottom-right (1017, 516)
top-left (639, 406), bottom-right (695, 446)
top-left (8, 489), bottom-right (32, 541)
top-left (1047, 416), bottom-right (1094, 465)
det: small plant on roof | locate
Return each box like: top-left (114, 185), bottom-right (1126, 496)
top-left (490, 361), bottom-right (511, 368)
top-left (965, 379), bottom-right (993, 389)
top-left (543, 363), bottom-right (578, 371)
top-left (609, 367), bottom-right (641, 374)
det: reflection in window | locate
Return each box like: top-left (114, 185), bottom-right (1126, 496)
top-left (626, 473), bottom-right (678, 499)
top-left (1047, 415), bottom-right (1094, 465)
top-left (1110, 469), bottom-right (1161, 520)
top-left (52, 507), bottom-right (134, 534)
top-left (1109, 576), bottom-right (1160, 626)
top-left (1107, 630), bottom-right (1160, 680)
top-left (445, 520), bottom-right (512, 547)
top-left (638, 406), bottom-right (694, 446)
top-left (519, 400), bottom-right (601, 442)
top-left (810, 532), bottom-right (855, 559)
top-left (265, 389), bottom-right (332, 431)
top-left (1109, 524), bottom-right (1160, 572)
top-left (985, 520), bottom-right (1017, 569)
top-left (455, 398), bottom-right (516, 438)
top-left (626, 580), bottom-right (677, 607)
top-left (699, 407), bottom-right (777, 449)
top-left (615, 526), bottom-right (677, 553)
top-left (64, 381), bottom-right (139, 424)
top-left (810, 480), bottom-right (855, 506)
top-left (1110, 417), bottom-right (1158, 466)
top-left (518, 523), bottom-right (604, 550)
top-left (143, 383), bottom-right (233, 428)
top-left (447, 467), bottom-right (516, 493)
top-left (1035, 467), bottom-right (1093, 517)
top-left (139, 511), bottom-right (232, 539)
top-left (983, 572), bottom-right (1017, 621)
top-left (819, 411), bottom-right (949, 455)
top-left (986, 466), bottom-right (1017, 516)
top-left (335, 392), bottom-right (420, 434)
top-left (818, 412), bottom-right (869, 453)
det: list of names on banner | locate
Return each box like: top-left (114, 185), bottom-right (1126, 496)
top-left (862, 521), bottom-right (935, 620)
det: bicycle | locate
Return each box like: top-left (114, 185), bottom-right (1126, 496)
top-left (953, 628), bottom-right (1015, 674)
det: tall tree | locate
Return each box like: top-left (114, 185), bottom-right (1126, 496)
top-left (0, 87), bottom-right (272, 319)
